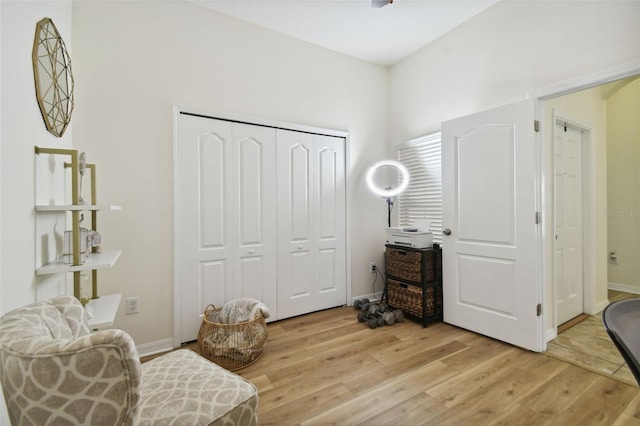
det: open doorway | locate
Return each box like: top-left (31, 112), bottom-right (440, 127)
top-left (543, 74), bottom-right (640, 384)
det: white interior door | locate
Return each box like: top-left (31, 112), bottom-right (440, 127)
top-left (176, 114), bottom-right (276, 343)
top-left (276, 130), bottom-right (347, 318)
top-left (554, 123), bottom-right (584, 325)
top-left (442, 99), bottom-right (543, 352)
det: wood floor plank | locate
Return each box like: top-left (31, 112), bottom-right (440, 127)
top-left (259, 382), bottom-right (355, 425)
top-left (440, 334), bottom-right (512, 371)
top-left (552, 376), bottom-right (638, 425)
top-left (301, 360), bottom-right (456, 425)
top-left (343, 339), bottom-right (468, 396)
top-left (428, 351), bottom-right (570, 425)
top-left (524, 364), bottom-right (603, 416)
top-left (367, 322), bottom-right (470, 365)
top-left (156, 304), bottom-right (640, 424)
top-left (369, 391), bottom-right (447, 425)
top-left (424, 366), bottom-right (542, 425)
top-left (427, 347), bottom-right (526, 408)
top-left (489, 403), bottom-right (554, 426)
top-left (257, 350), bottom-right (380, 412)
top-left (618, 391), bottom-right (640, 422)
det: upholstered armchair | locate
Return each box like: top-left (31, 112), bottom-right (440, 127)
top-left (0, 296), bottom-right (258, 425)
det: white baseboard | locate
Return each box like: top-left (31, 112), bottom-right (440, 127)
top-left (608, 282), bottom-right (640, 295)
top-left (136, 338), bottom-right (174, 358)
top-left (590, 299), bottom-right (610, 316)
top-left (351, 293), bottom-right (382, 305)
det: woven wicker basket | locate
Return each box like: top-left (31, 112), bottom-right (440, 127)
top-left (197, 304), bottom-right (268, 371)
top-left (387, 278), bottom-right (437, 319)
top-left (386, 247), bottom-right (435, 283)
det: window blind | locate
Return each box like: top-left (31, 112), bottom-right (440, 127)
top-left (396, 132), bottom-right (442, 244)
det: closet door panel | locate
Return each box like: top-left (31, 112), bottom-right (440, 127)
top-left (231, 124), bottom-right (277, 312)
top-left (178, 115), bottom-right (233, 342)
top-left (200, 261), bottom-right (227, 309)
top-left (314, 136), bottom-right (346, 307)
top-left (199, 134), bottom-right (226, 247)
top-left (277, 129), bottom-right (315, 318)
top-left (178, 112), bottom-right (347, 341)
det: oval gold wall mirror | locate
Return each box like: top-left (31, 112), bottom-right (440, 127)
top-left (32, 17), bottom-right (74, 137)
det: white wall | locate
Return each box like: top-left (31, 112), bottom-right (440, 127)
top-left (389, 0), bottom-right (640, 337)
top-left (0, 1), bottom-right (73, 313)
top-left (389, 1), bottom-right (640, 141)
top-left (71, 1), bottom-right (389, 346)
top-left (0, 1), bottom-right (73, 424)
top-left (607, 78), bottom-right (640, 291)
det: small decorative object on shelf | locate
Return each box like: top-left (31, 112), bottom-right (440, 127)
top-left (35, 146), bottom-right (121, 302)
top-left (385, 243), bottom-right (443, 327)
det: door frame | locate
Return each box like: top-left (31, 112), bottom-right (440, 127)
top-left (534, 59), bottom-right (640, 344)
top-left (551, 111), bottom-right (593, 329)
top-left (171, 105), bottom-right (352, 348)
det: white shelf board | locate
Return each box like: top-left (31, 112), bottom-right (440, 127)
top-left (36, 249), bottom-right (122, 275)
top-left (35, 204), bottom-right (122, 212)
top-left (87, 293), bottom-right (122, 330)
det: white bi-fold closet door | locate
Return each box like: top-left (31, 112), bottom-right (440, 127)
top-left (176, 112), bottom-right (347, 343)
top-left (276, 129), bottom-right (346, 320)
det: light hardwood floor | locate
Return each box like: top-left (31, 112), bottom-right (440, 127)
top-left (164, 303), bottom-right (640, 425)
top-left (546, 290), bottom-right (639, 385)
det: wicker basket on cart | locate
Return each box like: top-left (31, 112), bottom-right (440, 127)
top-left (197, 304), bottom-right (268, 371)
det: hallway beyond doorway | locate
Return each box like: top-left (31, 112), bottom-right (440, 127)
top-left (546, 290), bottom-right (638, 386)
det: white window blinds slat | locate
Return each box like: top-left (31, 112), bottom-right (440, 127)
top-left (396, 132), bottom-right (442, 244)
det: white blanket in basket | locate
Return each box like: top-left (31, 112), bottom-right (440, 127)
top-left (219, 298), bottom-right (271, 324)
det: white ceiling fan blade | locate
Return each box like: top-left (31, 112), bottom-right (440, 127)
top-left (372, 0), bottom-right (392, 8)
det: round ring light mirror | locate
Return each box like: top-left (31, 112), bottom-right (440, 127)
top-left (366, 160), bottom-right (409, 198)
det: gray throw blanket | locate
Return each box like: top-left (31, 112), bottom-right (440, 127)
top-left (218, 298), bottom-right (271, 324)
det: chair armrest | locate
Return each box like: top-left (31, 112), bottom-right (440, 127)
top-left (1, 329), bottom-right (141, 426)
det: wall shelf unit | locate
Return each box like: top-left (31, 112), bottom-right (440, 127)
top-left (35, 146), bottom-right (121, 310)
top-left (86, 293), bottom-right (122, 330)
top-left (36, 250), bottom-right (122, 275)
top-left (35, 204), bottom-right (122, 212)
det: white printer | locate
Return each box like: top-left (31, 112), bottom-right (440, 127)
top-left (385, 220), bottom-right (433, 249)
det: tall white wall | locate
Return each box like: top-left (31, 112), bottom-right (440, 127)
top-left (607, 78), bottom-right (640, 291)
top-left (71, 1), bottom-right (389, 346)
top-left (0, 1), bottom-right (73, 423)
top-left (0, 1), bottom-right (73, 313)
top-left (389, 0), bottom-right (640, 336)
top-left (390, 1), bottom-right (639, 141)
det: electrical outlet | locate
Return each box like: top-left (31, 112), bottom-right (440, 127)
top-left (126, 297), bottom-right (139, 315)
top-left (370, 262), bottom-right (377, 273)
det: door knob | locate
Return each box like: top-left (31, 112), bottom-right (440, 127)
top-left (443, 228), bottom-right (452, 236)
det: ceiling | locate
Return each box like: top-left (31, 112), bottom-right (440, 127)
top-left (192, 0), bottom-right (500, 66)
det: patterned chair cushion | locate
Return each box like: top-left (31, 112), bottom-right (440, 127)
top-left (0, 297), bottom-right (259, 426)
top-left (139, 349), bottom-right (258, 425)
top-left (0, 296), bottom-right (141, 425)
